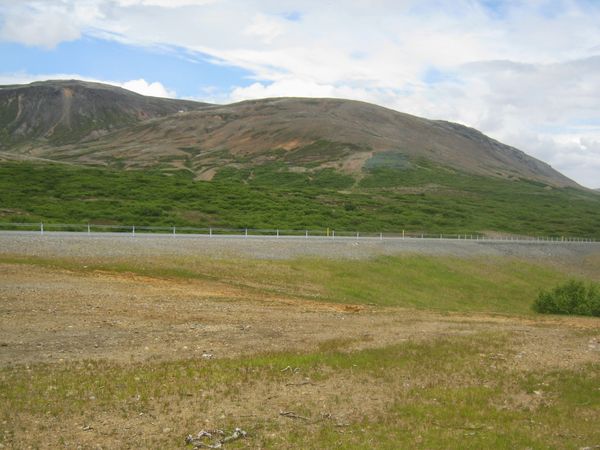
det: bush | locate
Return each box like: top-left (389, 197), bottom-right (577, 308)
top-left (533, 280), bottom-right (600, 317)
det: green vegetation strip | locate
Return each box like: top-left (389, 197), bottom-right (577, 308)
top-left (1, 160), bottom-right (599, 236)
top-left (1, 334), bottom-right (598, 449)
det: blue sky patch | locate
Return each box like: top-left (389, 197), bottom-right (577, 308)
top-left (422, 67), bottom-right (457, 85)
top-left (0, 36), bottom-right (255, 98)
top-left (283, 11), bottom-right (302, 21)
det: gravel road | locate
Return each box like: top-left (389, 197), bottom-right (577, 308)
top-left (1, 231), bottom-right (598, 261)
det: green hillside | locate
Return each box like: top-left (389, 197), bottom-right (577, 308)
top-left (1, 160), bottom-right (599, 237)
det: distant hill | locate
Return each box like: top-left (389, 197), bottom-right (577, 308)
top-left (0, 80), bottom-right (576, 188)
top-left (0, 80), bottom-right (209, 145)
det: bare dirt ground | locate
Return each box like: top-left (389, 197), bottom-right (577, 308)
top-left (1, 263), bottom-right (598, 371)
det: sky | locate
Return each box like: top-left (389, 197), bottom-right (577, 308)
top-left (1, 0), bottom-right (600, 188)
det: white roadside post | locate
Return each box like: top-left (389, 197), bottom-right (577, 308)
top-left (209, 227), bottom-right (212, 238)
top-left (305, 230), bottom-right (308, 239)
top-left (245, 228), bottom-right (248, 238)
top-left (332, 230), bottom-right (335, 239)
top-left (402, 229), bottom-right (405, 240)
top-left (356, 231), bottom-right (359, 240)
top-left (40, 222), bottom-right (44, 235)
top-left (173, 226), bottom-right (176, 237)
top-left (380, 232), bottom-right (383, 241)
top-left (87, 224), bottom-right (91, 235)
top-left (132, 225), bottom-right (135, 237)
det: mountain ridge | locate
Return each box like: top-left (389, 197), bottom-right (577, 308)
top-left (0, 80), bottom-right (578, 188)
top-left (0, 79), bottom-right (210, 145)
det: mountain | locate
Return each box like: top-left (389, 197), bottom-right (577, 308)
top-left (0, 80), bottom-right (576, 187)
top-left (0, 80), bottom-right (209, 146)
top-left (2, 81), bottom-right (600, 236)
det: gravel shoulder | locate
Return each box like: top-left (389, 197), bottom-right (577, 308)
top-left (1, 232), bottom-right (599, 261)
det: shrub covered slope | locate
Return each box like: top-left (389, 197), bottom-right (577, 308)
top-left (1, 161), bottom-right (600, 236)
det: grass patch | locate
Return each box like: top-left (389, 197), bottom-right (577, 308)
top-left (0, 253), bottom-right (586, 315)
top-left (296, 256), bottom-right (572, 314)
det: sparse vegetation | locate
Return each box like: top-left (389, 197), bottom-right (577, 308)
top-left (533, 280), bottom-right (600, 317)
top-left (1, 332), bottom-right (598, 448)
top-left (1, 241), bottom-right (599, 448)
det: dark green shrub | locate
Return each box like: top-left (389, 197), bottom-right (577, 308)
top-left (533, 280), bottom-right (600, 317)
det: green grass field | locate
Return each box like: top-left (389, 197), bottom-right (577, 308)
top-left (1, 160), bottom-right (600, 236)
top-left (4, 252), bottom-right (599, 315)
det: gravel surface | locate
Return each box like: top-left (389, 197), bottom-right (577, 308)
top-left (1, 231), bottom-right (599, 261)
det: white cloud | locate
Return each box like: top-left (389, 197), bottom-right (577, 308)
top-left (243, 13), bottom-right (286, 44)
top-left (230, 79), bottom-right (338, 101)
top-left (0, 3), bottom-right (82, 48)
top-left (121, 78), bottom-right (175, 97)
top-left (114, 0), bottom-right (218, 7)
top-left (524, 135), bottom-right (600, 189)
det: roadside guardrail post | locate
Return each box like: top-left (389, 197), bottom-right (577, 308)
top-left (1, 222), bottom-right (595, 242)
